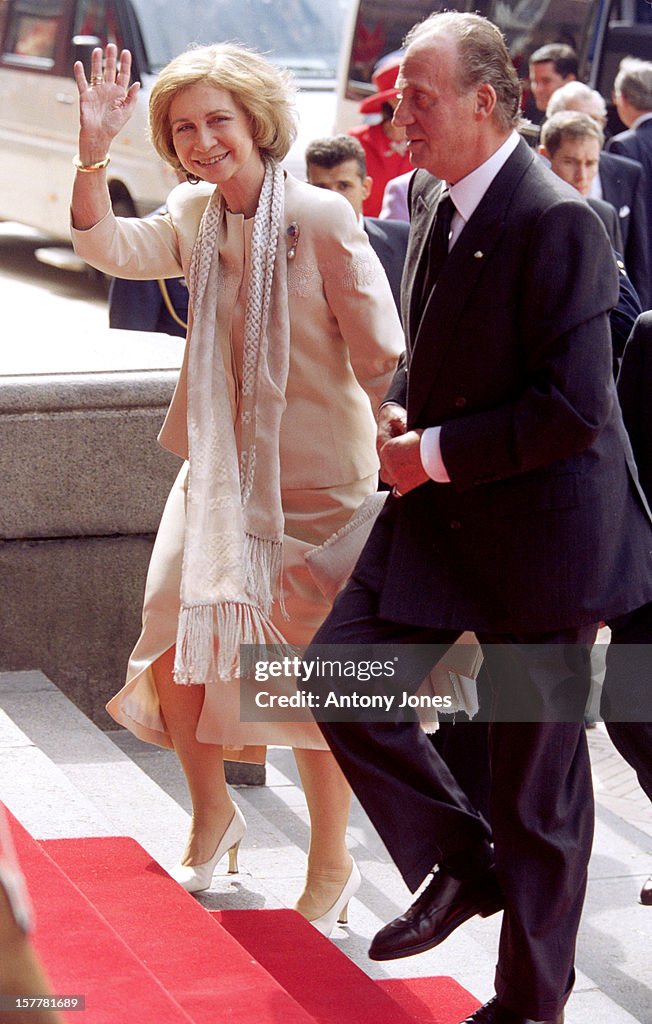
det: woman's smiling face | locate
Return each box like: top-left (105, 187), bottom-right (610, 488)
top-left (169, 82), bottom-right (260, 186)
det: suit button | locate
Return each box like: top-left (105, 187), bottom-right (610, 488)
top-left (450, 519), bottom-right (461, 530)
top-left (454, 396), bottom-right (466, 408)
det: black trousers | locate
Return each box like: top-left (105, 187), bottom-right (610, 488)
top-left (602, 601), bottom-right (652, 803)
top-left (307, 575), bottom-right (596, 1021)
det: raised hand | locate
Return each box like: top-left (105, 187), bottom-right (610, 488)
top-left (73, 43), bottom-right (140, 154)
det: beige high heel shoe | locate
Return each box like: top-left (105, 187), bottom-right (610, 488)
top-left (308, 858), bottom-right (362, 937)
top-left (169, 805), bottom-right (246, 894)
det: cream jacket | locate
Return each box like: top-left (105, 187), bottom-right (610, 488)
top-left (72, 173), bottom-right (404, 489)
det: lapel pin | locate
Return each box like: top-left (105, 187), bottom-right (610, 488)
top-left (473, 250), bottom-right (484, 259)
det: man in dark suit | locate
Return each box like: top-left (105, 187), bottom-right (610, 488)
top-left (602, 310), bottom-right (652, 908)
top-left (546, 80), bottom-right (650, 307)
top-left (606, 58), bottom-right (652, 305)
top-left (305, 12), bottom-right (652, 1024)
top-left (305, 135), bottom-right (409, 310)
top-left (599, 150), bottom-right (650, 308)
top-left (539, 109), bottom-right (641, 366)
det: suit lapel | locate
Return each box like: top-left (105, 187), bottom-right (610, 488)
top-left (406, 140), bottom-right (535, 427)
top-left (403, 176), bottom-right (445, 340)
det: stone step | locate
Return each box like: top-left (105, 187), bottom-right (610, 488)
top-left (0, 670), bottom-right (189, 869)
top-left (1, 669), bottom-right (650, 1023)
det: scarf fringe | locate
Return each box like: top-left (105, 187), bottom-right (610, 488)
top-left (173, 600), bottom-right (289, 685)
top-left (244, 533), bottom-right (283, 616)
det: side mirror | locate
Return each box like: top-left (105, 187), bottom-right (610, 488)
top-left (71, 35), bottom-right (102, 74)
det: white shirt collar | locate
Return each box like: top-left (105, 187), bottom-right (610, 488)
top-left (447, 131), bottom-right (520, 245)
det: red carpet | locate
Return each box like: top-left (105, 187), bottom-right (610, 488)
top-left (42, 835), bottom-right (315, 1024)
top-left (376, 977), bottom-right (481, 1023)
top-left (5, 807), bottom-right (481, 1024)
top-left (9, 818), bottom-right (196, 1023)
top-left (215, 908), bottom-right (480, 1024)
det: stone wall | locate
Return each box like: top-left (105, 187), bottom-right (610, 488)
top-left (0, 345), bottom-right (182, 728)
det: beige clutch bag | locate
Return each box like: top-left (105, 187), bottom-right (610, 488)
top-left (304, 491), bottom-right (483, 723)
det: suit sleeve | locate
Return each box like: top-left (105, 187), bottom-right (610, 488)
top-left (617, 316), bottom-right (652, 501)
top-left (610, 259), bottom-right (642, 373)
top-left (624, 166), bottom-right (651, 309)
top-left (383, 351), bottom-right (408, 407)
top-left (440, 200), bottom-right (620, 491)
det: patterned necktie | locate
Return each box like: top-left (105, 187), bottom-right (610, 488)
top-left (420, 191), bottom-right (455, 301)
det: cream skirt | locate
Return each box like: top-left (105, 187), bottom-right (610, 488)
top-left (106, 463), bottom-right (376, 750)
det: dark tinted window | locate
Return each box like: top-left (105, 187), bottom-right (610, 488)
top-left (3, 0), bottom-right (64, 67)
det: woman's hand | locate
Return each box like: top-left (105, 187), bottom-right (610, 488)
top-left (73, 43), bottom-right (140, 158)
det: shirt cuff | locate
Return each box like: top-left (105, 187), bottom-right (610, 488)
top-left (420, 426), bottom-right (451, 483)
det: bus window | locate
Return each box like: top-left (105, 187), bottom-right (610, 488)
top-left (3, 0), bottom-right (63, 67)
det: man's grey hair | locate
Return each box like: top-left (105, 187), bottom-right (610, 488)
top-left (540, 110), bottom-right (605, 157)
top-left (614, 57), bottom-right (652, 112)
top-left (546, 81), bottom-right (607, 123)
top-left (404, 11), bottom-right (522, 132)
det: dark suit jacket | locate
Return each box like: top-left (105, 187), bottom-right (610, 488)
top-left (617, 312), bottom-right (652, 501)
top-left (587, 196), bottom-right (623, 252)
top-left (605, 120), bottom-right (652, 306)
top-left (364, 216), bottom-right (409, 312)
top-left (108, 203), bottom-right (188, 336)
top-left (108, 275), bottom-right (188, 336)
top-left (586, 196), bottom-right (641, 368)
top-left (356, 139), bottom-right (652, 634)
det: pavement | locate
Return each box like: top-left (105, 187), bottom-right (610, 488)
top-left (0, 669), bottom-right (650, 1024)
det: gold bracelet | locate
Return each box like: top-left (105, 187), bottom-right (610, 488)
top-left (73, 154), bottom-right (110, 172)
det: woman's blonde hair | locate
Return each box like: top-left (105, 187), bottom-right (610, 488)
top-left (149, 43), bottom-right (297, 171)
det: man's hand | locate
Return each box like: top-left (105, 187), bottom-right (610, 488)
top-left (377, 402), bottom-right (408, 455)
top-left (379, 429), bottom-right (429, 495)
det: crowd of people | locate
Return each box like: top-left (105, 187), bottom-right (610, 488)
top-left (19, 11), bottom-right (648, 1024)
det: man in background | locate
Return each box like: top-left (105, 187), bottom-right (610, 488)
top-left (528, 42), bottom-right (578, 120)
top-left (540, 110), bottom-right (641, 368)
top-left (606, 58), bottom-right (652, 304)
top-left (547, 81), bottom-right (650, 306)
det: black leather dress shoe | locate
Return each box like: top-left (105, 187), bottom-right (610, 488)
top-left (368, 865), bottom-right (502, 961)
top-left (640, 876), bottom-right (652, 905)
top-left (461, 995), bottom-right (564, 1023)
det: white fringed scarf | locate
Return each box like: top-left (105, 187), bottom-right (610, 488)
top-left (174, 161), bottom-right (290, 684)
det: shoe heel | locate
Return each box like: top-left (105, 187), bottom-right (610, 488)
top-left (227, 840), bottom-right (241, 874)
top-left (479, 898), bottom-right (502, 919)
top-left (307, 858), bottom-right (361, 937)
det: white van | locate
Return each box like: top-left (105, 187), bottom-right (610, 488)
top-left (335, 0), bottom-right (652, 135)
top-left (0, 0), bottom-right (350, 244)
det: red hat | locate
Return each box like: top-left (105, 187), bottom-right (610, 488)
top-left (358, 56), bottom-right (401, 115)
